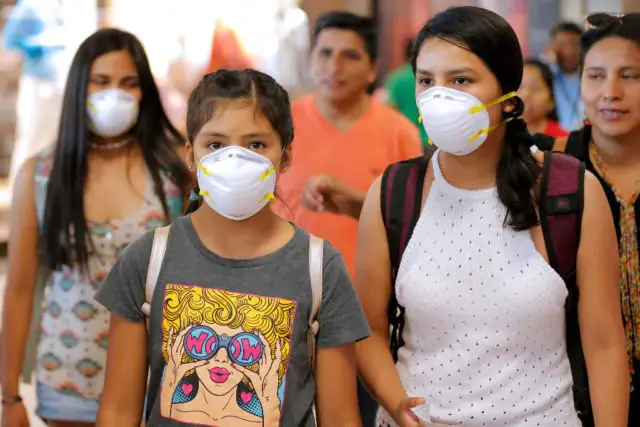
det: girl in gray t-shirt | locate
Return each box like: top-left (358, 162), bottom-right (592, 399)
top-left (95, 69), bottom-right (370, 427)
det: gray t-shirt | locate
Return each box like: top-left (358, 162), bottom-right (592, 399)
top-left (95, 216), bottom-right (370, 427)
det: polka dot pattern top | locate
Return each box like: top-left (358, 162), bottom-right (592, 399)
top-left (377, 151), bottom-right (580, 427)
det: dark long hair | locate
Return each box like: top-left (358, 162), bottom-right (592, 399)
top-left (184, 69), bottom-right (294, 215)
top-left (41, 28), bottom-right (192, 271)
top-left (412, 6), bottom-right (540, 231)
top-left (524, 59), bottom-right (560, 121)
top-left (581, 19), bottom-right (640, 68)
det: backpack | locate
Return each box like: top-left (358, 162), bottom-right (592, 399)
top-left (139, 226), bottom-right (325, 418)
top-left (380, 150), bottom-right (593, 427)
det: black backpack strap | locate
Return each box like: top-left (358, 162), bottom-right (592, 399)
top-left (380, 150), bottom-right (433, 361)
top-left (539, 151), bottom-right (593, 426)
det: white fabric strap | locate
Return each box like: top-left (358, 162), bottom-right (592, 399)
top-left (307, 234), bottom-right (323, 370)
top-left (141, 225), bottom-right (171, 319)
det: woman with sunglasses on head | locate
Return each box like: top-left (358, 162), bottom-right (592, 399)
top-left (94, 69), bottom-right (369, 427)
top-left (0, 28), bottom-right (192, 427)
top-left (552, 13), bottom-right (640, 427)
top-left (354, 6), bottom-right (629, 427)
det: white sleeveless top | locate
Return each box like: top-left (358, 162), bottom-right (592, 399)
top-left (377, 151), bottom-right (580, 427)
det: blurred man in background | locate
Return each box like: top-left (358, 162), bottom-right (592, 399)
top-left (381, 38), bottom-right (429, 149)
top-left (273, 12), bottom-right (422, 425)
top-left (542, 21), bottom-right (583, 131)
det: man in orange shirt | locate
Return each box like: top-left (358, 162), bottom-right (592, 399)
top-left (272, 12), bottom-right (422, 425)
top-left (273, 11), bottom-right (422, 279)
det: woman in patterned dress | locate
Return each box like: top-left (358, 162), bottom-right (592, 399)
top-left (1, 28), bottom-right (192, 427)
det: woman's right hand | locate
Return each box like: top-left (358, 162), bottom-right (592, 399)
top-left (1, 401), bottom-right (30, 427)
top-left (165, 327), bottom-right (207, 394)
top-left (393, 396), bottom-right (428, 427)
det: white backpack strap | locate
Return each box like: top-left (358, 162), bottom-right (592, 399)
top-left (307, 234), bottom-right (324, 370)
top-left (141, 226), bottom-right (171, 320)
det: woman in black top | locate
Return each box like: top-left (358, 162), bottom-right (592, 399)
top-left (555, 14), bottom-right (640, 427)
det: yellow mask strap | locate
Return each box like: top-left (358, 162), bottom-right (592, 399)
top-left (469, 91), bottom-right (517, 115)
top-left (199, 189), bottom-right (213, 201)
top-left (197, 163), bottom-right (210, 175)
top-left (259, 192), bottom-right (276, 204)
top-left (260, 167), bottom-right (276, 181)
top-left (469, 116), bottom-right (515, 142)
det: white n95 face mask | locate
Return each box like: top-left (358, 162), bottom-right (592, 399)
top-left (417, 86), bottom-right (516, 156)
top-left (87, 88), bottom-right (139, 138)
top-left (196, 146), bottom-right (277, 221)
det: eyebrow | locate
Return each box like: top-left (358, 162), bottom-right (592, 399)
top-left (415, 67), bottom-right (476, 75)
top-left (584, 66), bottom-right (640, 72)
top-left (199, 132), bottom-right (273, 138)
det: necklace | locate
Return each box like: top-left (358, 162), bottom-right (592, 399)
top-left (589, 142), bottom-right (640, 367)
top-left (89, 138), bottom-right (132, 151)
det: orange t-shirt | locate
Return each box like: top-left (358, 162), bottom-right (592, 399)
top-left (272, 96), bottom-right (423, 278)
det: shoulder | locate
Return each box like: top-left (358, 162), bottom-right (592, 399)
top-left (582, 169), bottom-right (610, 217)
top-left (118, 227), bottom-right (157, 272)
top-left (291, 95), bottom-right (315, 118)
top-left (373, 101), bottom-right (418, 134)
top-left (545, 120), bottom-right (569, 138)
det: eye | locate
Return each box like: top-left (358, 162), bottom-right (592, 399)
top-left (452, 77), bottom-right (470, 86)
top-left (586, 72), bottom-right (605, 80)
top-left (418, 78), bottom-right (433, 87)
top-left (208, 141), bottom-right (223, 150)
top-left (123, 79), bottom-right (140, 89)
top-left (248, 142), bottom-right (266, 150)
top-left (622, 72), bottom-right (640, 80)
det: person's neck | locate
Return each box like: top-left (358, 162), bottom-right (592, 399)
top-left (525, 118), bottom-right (547, 134)
top-left (196, 382), bottom-right (239, 414)
top-left (559, 64), bottom-right (579, 75)
top-left (314, 93), bottom-right (370, 131)
top-left (438, 130), bottom-right (505, 190)
top-left (190, 205), bottom-right (292, 260)
top-left (592, 126), bottom-right (640, 167)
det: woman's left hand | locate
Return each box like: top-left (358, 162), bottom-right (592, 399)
top-left (233, 332), bottom-right (283, 421)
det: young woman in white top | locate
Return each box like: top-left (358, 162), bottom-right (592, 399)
top-left (354, 6), bottom-right (629, 427)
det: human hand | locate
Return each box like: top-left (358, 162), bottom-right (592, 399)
top-left (165, 326), bottom-right (207, 392)
top-left (1, 401), bottom-right (30, 427)
top-left (233, 333), bottom-right (282, 423)
top-left (394, 396), bottom-right (428, 427)
top-left (300, 174), bottom-right (363, 218)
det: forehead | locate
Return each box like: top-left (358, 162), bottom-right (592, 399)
top-left (315, 28), bottom-right (368, 53)
top-left (553, 31), bottom-right (581, 42)
top-left (415, 38), bottom-right (490, 73)
top-left (91, 50), bottom-right (137, 74)
top-left (584, 36), bottom-right (640, 67)
top-left (197, 101), bottom-right (276, 135)
top-left (523, 65), bottom-right (543, 80)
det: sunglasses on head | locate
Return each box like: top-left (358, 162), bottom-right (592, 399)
top-left (585, 12), bottom-right (640, 29)
top-left (183, 325), bottom-right (264, 367)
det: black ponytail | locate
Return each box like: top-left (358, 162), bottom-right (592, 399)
top-left (497, 96), bottom-right (541, 231)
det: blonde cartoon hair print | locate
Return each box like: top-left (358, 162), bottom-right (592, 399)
top-left (160, 285), bottom-right (296, 427)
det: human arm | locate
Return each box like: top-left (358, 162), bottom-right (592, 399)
top-left (96, 314), bottom-right (148, 427)
top-left (313, 247), bottom-right (370, 426)
top-left (353, 177), bottom-right (425, 427)
top-left (94, 231), bottom-right (154, 426)
top-left (1, 158), bottom-right (39, 424)
top-left (314, 344), bottom-right (361, 426)
top-left (577, 172), bottom-right (629, 426)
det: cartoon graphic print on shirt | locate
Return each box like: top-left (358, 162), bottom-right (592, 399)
top-left (160, 285), bottom-right (297, 427)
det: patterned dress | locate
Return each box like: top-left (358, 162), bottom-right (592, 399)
top-left (32, 151), bottom-right (183, 399)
